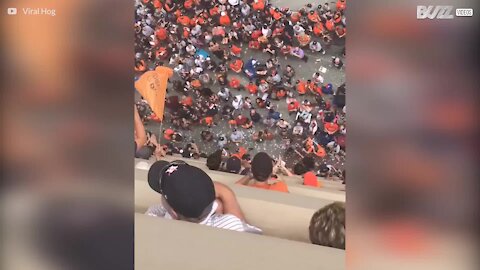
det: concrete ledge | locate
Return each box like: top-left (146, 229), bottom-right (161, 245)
top-left (135, 213), bottom-right (345, 270)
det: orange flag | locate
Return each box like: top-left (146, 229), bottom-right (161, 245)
top-left (135, 66), bottom-right (173, 121)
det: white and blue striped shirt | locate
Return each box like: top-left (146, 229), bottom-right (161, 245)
top-left (146, 201), bottom-right (262, 234)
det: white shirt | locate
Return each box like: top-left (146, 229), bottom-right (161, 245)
top-left (146, 201), bottom-right (262, 234)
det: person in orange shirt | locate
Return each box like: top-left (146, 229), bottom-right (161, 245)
top-left (252, 0), bottom-right (265, 11)
top-left (219, 12), bottom-right (231, 26)
top-left (229, 59), bottom-right (244, 73)
top-left (156, 27), bottom-right (168, 41)
top-left (307, 10), bottom-right (320, 23)
top-left (307, 80), bottom-right (317, 94)
top-left (288, 100), bottom-right (300, 114)
top-left (230, 44), bottom-right (242, 57)
top-left (184, 0), bottom-right (194, 10)
top-left (229, 77), bottom-right (242, 90)
top-left (231, 146), bottom-right (247, 160)
top-left (325, 19), bottom-right (335, 32)
top-left (336, 0), bottom-right (347, 11)
top-left (177, 15), bottom-right (191, 27)
top-left (191, 79), bottom-right (202, 90)
top-left (324, 122), bottom-right (339, 135)
top-left (152, 0), bottom-right (162, 10)
top-left (297, 33), bottom-right (311, 47)
top-left (315, 145), bottom-right (327, 158)
top-left (246, 82), bottom-right (258, 95)
top-left (313, 22), bottom-right (324, 36)
top-left (270, 8), bottom-right (283, 20)
top-left (202, 116), bottom-right (214, 127)
top-left (236, 152), bottom-right (289, 193)
top-left (290, 11), bottom-right (301, 23)
top-left (276, 88), bottom-right (286, 99)
top-left (296, 80), bottom-right (307, 95)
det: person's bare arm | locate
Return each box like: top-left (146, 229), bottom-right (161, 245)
top-left (213, 182), bottom-right (246, 221)
top-left (134, 105), bottom-right (147, 149)
top-left (235, 174), bottom-right (252, 185)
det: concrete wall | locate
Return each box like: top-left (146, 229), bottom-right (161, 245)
top-left (136, 213), bottom-right (345, 270)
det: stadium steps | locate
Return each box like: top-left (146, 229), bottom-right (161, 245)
top-left (136, 213), bottom-right (345, 270)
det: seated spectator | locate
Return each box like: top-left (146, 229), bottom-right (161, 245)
top-left (201, 130), bottom-right (214, 142)
top-left (235, 152), bottom-right (289, 193)
top-left (206, 150), bottom-right (222, 171)
top-left (240, 154), bottom-right (252, 175)
top-left (250, 109), bottom-right (261, 123)
top-left (230, 128), bottom-right (245, 144)
top-left (146, 161), bottom-right (261, 233)
top-left (309, 202), bottom-right (345, 249)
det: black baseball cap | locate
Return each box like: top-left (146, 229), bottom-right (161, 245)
top-left (251, 152), bottom-right (273, 181)
top-left (147, 161), bottom-right (215, 218)
top-left (226, 156), bottom-right (241, 174)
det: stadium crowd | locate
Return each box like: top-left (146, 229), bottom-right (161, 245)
top-left (134, 0), bottom-right (346, 249)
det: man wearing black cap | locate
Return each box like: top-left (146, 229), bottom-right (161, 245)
top-left (146, 160), bottom-right (262, 233)
top-left (235, 152), bottom-right (289, 193)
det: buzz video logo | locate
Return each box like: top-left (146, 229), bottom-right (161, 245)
top-left (417, 5), bottom-right (474, 19)
top-left (417, 5), bottom-right (454, 19)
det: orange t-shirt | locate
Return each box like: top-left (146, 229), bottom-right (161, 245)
top-left (204, 116), bottom-right (213, 126)
top-left (297, 81), bottom-right (307, 94)
top-left (326, 20), bottom-right (335, 31)
top-left (219, 15), bottom-right (231, 26)
top-left (252, 0), bottom-right (265, 11)
top-left (247, 83), bottom-right (258, 94)
top-left (251, 181), bottom-right (289, 193)
top-left (313, 23), bottom-right (324, 36)
top-left (229, 78), bottom-right (241, 89)
top-left (231, 45), bottom-right (242, 55)
top-left (231, 147), bottom-right (247, 160)
top-left (230, 60), bottom-right (243, 73)
top-left (178, 16), bottom-right (191, 26)
top-left (153, 0), bottom-right (162, 9)
top-left (324, 122), bottom-right (339, 134)
top-left (308, 12), bottom-right (320, 23)
top-left (290, 12), bottom-right (301, 23)
top-left (156, 27), bottom-right (168, 40)
top-left (303, 171), bottom-right (320, 187)
top-left (315, 146), bottom-right (326, 158)
top-left (337, 0), bottom-right (346, 11)
top-left (209, 7), bottom-right (219, 17)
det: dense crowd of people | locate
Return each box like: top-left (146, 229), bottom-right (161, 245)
top-left (135, 0), bottom-right (346, 182)
top-left (134, 0), bottom-right (346, 249)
